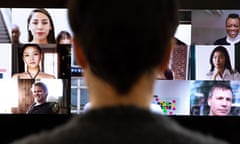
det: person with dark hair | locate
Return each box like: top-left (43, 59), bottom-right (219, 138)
top-left (164, 68), bottom-right (174, 80)
top-left (214, 13), bottom-right (240, 46)
top-left (27, 81), bottom-right (58, 114)
top-left (56, 30), bottom-right (72, 44)
top-left (12, 44), bottom-right (56, 79)
top-left (11, 0), bottom-right (228, 144)
top-left (206, 46), bottom-right (240, 80)
top-left (156, 68), bottom-right (175, 80)
top-left (208, 83), bottom-right (233, 116)
top-left (27, 8), bottom-right (56, 44)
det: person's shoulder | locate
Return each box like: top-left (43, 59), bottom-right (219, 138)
top-left (214, 37), bottom-right (229, 45)
top-left (38, 72), bottom-right (56, 79)
top-left (203, 71), bottom-right (213, 80)
top-left (149, 115), bottom-right (228, 144)
top-left (12, 73), bottom-right (20, 79)
top-left (12, 72), bottom-right (25, 79)
top-left (206, 71), bottom-right (213, 76)
top-left (232, 70), bottom-right (240, 80)
top-left (10, 116), bottom-right (82, 144)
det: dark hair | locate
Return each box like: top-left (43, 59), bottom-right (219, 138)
top-left (68, 0), bottom-right (179, 94)
top-left (208, 82), bottom-right (232, 98)
top-left (22, 43), bottom-right (42, 54)
top-left (32, 81), bottom-right (48, 96)
top-left (27, 8), bottom-right (56, 43)
top-left (164, 69), bottom-right (174, 80)
top-left (225, 13), bottom-right (240, 25)
top-left (56, 30), bottom-right (72, 44)
top-left (209, 46), bottom-right (233, 73)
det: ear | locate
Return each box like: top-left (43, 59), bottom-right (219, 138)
top-left (157, 38), bottom-right (175, 72)
top-left (73, 37), bottom-right (87, 68)
top-left (207, 97), bottom-right (211, 106)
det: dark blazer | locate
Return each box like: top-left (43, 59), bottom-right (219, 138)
top-left (214, 36), bottom-right (240, 46)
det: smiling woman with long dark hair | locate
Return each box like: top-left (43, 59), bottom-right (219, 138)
top-left (27, 8), bottom-right (56, 44)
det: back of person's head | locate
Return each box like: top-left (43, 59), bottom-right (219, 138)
top-left (68, 0), bottom-right (179, 94)
top-left (164, 69), bottom-right (174, 80)
top-left (226, 13), bottom-right (240, 24)
top-left (209, 46), bottom-right (233, 73)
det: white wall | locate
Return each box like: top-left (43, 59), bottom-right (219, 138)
top-left (0, 44), bottom-right (12, 78)
top-left (153, 80), bottom-right (191, 115)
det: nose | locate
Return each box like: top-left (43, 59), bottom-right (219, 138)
top-left (215, 57), bottom-right (220, 62)
top-left (221, 99), bottom-right (228, 107)
top-left (30, 54), bottom-right (34, 60)
top-left (37, 23), bottom-right (43, 29)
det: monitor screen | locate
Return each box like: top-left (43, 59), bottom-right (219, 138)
top-left (0, 0), bottom-right (240, 116)
top-left (0, 0), bottom-right (240, 144)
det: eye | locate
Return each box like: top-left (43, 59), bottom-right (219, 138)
top-left (42, 21), bottom-right (48, 25)
top-left (216, 97), bottom-right (224, 100)
top-left (233, 24), bottom-right (240, 28)
top-left (33, 52), bottom-right (39, 56)
top-left (226, 98), bottom-right (232, 101)
top-left (32, 21), bottom-right (38, 25)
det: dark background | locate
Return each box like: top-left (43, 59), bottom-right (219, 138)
top-left (1, 0), bottom-right (240, 144)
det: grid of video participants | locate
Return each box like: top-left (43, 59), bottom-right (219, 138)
top-left (189, 9), bottom-right (240, 80)
top-left (71, 79), bottom-right (240, 116)
top-left (71, 9), bottom-right (240, 116)
top-left (0, 8), bottom-right (72, 114)
top-left (4, 8), bottom-right (239, 115)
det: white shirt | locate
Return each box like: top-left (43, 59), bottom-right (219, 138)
top-left (205, 68), bottom-right (240, 80)
top-left (226, 33), bottom-right (240, 46)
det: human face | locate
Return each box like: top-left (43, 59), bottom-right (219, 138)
top-left (226, 18), bottom-right (240, 39)
top-left (208, 88), bottom-right (232, 116)
top-left (59, 37), bottom-right (72, 44)
top-left (212, 51), bottom-right (225, 70)
top-left (23, 46), bottom-right (41, 69)
top-left (28, 12), bottom-right (52, 43)
top-left (32, 85), bottom-right (47, 104)
top-left (12, 27), bottom-right (20, 43)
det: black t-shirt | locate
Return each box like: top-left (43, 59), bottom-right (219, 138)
top-left (214, 36), bottom-right (240, 46)
top-left (27, 102), bottom-right (58, 114)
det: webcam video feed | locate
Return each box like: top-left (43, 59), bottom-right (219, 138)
top-left (0, 8), bottom-right (71, 114)
top-left (190, 10), bottom-right (240, 81)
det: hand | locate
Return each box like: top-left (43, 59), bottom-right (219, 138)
top-left (213, 70), bottom-right (223, 80)
top-left (213, 72), bottom-right (218, 80)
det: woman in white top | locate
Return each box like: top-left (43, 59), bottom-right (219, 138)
top-left (206, 46), bottom-right (240, 80)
